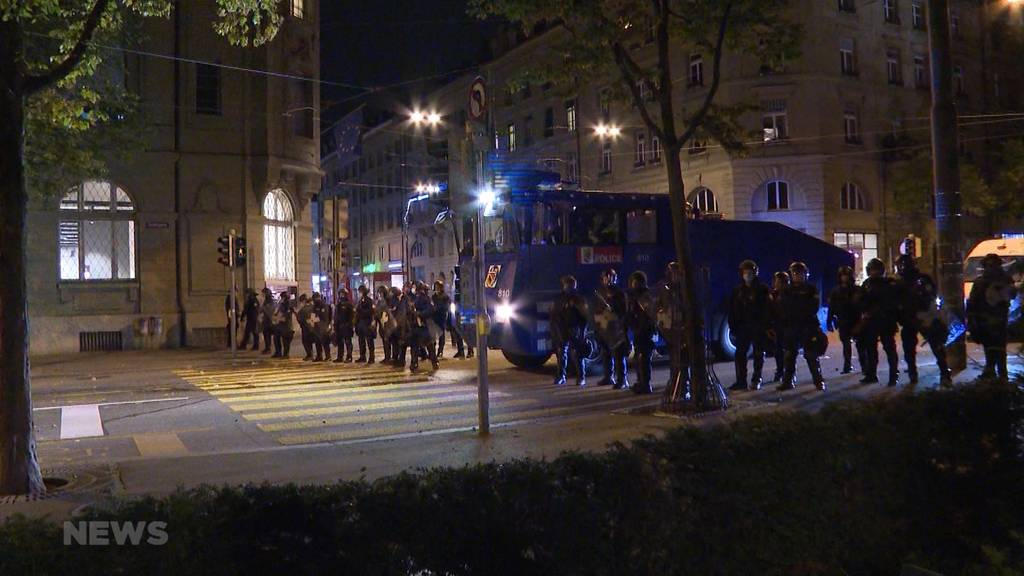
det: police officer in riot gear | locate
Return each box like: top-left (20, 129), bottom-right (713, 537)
top-left (333, 288), bottom-right (355, 363)
top-left (594, 268), bottom-right (630, 389)
top-left (768, 271), bottom-right (790, 383)
top-left (551, 275), bottom-right (590, 387)
top-left (827, 266), bottom-right (862, 375)
top-left (355, 285), bottom-right (376, 363)
top-left (272, 291), bottom-right (295, 359)
top-left (778, 262), bottom-right (827, 391)
top-left (859, 258), bottom-right (901, 386)
top-left (296, 294), bottom-right (314, 361)
top-left (627, 271), bottom-right (656, 394)
top-left (311, 292), bottom-right (333, 362)
top-left (431, 281), bottom-right (452, 359)
top-left (412, 282), bottom-right (440, 371)
top-left (240, 289), bottom-right (260, 351)
top-left (895, 255), bottom-right (951, 385)
top-left (967, 253), bottom-right (1018, 380)
top-left (259, 288), bottom-right (276, 355)
top-left (375, 286), bottom-right (395, 364)
top-left (727, 260), bottom-right (771, 391)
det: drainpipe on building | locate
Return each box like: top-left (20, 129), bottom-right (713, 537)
top-left (172, 2), bottom-right (187, 347)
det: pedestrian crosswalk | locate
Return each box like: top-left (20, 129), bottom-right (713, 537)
top-left (176, 361), bottom-right (658, 446)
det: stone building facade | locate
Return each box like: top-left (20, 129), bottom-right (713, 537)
top-left (27, 0), bottom-right (321, 355)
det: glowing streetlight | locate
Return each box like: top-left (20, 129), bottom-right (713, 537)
top-left (410, 109), bottom-right (442, 126)
top-left (410, 110), bottom-right (425, 123)
top-left (594, 124), bottom-right (620, 138)
top-left (427, 111), bottom-right (442, 124)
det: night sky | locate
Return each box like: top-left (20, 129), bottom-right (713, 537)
top-left (320, 0), bottom-right (499, 125)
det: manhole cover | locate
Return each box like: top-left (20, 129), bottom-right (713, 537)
top-left (0, 465), bottom-right (117, 505)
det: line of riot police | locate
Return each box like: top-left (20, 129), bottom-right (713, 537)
top-left (227, 279), bottom-right (475, 371)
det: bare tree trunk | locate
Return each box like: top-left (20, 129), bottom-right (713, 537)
top-left (0, 31), bottom-right (46, 495)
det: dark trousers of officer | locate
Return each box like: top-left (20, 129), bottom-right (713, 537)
top-left (300, 327), bottom-right (313, 359)
top-left (733, 330), bottom-right (765, 386)
top-left (358, 334), bottom-right (376, 362)
top-left (599, 341), bottom-right (630, 388)
top-left (782, 328), bottom-right (823, 385)
top-left (632, 342), bottom-right (654, 393)
top-left (771, 338), bottom-right (786, 381)
top-left (436, 328), bottom-right (447, 358)
top-left (448, 321), bottom-right (467, 356)
top-left (273, 330), bottom-right (293, 358)
top-left (335, 330), bottom-right (353, 361)
top-left (901, 321), bottom-right (950, 380)
top-left (980, 325), bottom-right (1010, 379)
top-left (861, 329), bottom-right (899, 381)
top-left (553, 336), bottom-right (586, 385)
top-left (390, 333), bottom-right (404, 366)
top-left (838, 326), bottom-right (855, 373)
top-left (261, 324), bottom-right (273, 353)
top-left (225, 318), bottom-right (239, 348)
top-left (314, 333), bottom-right (331, 361)
top-left (240, 319), bottom-right (259, 350)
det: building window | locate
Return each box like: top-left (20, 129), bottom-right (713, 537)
top-left (543, 107), bottom-right (555, 138)
top-left (766, 181), bottom-right (790, 211)
top-left (833, 232), bottom-right (878, 282)
top-left (691, 187), bottom-right (719, 214)
top-left (650, 135), bottom-right (662, 163)
top-left (635, 132), bottom-right (647, 166)
top-left (689, 54), bottom-right (704, 86)
top-left (914, 55), bottom-right (928, 89)
top-left (567, 153), bottom-right (578, 183)
top-left (883, 0), bottom-right (899, 24)
top-left (911, 0), bottom-right (924, 29)
top-left (840, 38), bottom-right (857, 76)
top-left (844, 111), bottom-right (861, 143)
top-left (565, 100), bottom-right (577, 132)
top-left (195, 63), bottom-right (221, 115)
top-left (600, 142), bottom-right (612, 174)
top-left (954, 65), bottom-right (965, 95)
top-left (688, 138), bottom-right (708, 155)
top-left (507, 123), bottom-right (516, 151)
top-left (950, 9), bottom-right (961, 38)
top-left (838, 0), bottom-right (855, 12)
top-left (840, 182), bottom-right (866, 211)
top-left (762, 101), bottom-right (788, 142)
top-left (290, 0), bottom-right (304, 18)
top-left (59, 181), bottom-right (136, 281)
top-left (263, 189), bottom-right (296, 282)
top-left (886, 49), bottom-right (902, 85)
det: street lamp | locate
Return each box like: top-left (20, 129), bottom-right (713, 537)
top-left (594, 123), bottom-right (621, 138)
top-left (410, 109), bottom-right (442, 126)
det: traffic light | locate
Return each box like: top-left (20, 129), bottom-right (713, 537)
top-left (337, 240), bottom-right (348, 271)
top-left (217, 234), bottom-right (234, 268)
top-left (234, 236), bottom-right (247, 267)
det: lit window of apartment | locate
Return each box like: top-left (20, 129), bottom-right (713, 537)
top-left (290, 0), bottom-right (304, 19)
top-left (507, 123), bottom-right (516, 151)
top-left (600, 142), bottom-right (612, 174)
top-left (914, 54), bottom-right (928, 89)
top-left (766, 181), bottom-right (790, 211)
top-left (886, 49), bottom-right (902, 85)
top-left (883, 0), bottom-right (899, 24)
top-left (844, 110), bottom-right (861, 144)
top-left (635, 132), bottom-right (647, 166)
top-left (762, 100), bottom-right (788, 142)
top-left (689, 54), bottom-right (704, 86)
top-left (565, 100), bottom-right (577, 131)
top-left (911, 0), bottom-right (924, 29)
top-left (840, 38), bottom-right (857, 75)
top-left (650, 135), bottom-right (662, 163)
top-left (838, 0), bottom-right (855, 13)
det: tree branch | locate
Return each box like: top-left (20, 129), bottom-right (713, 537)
top-left (22, 0), bottom-right (111, 96)
top-left (612, 42), bottom-right (666, 142)
top-left (677, 0), bottom-right (733, 144)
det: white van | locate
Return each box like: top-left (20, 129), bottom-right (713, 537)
top-left (963, 236), bottom-right (1024, 300)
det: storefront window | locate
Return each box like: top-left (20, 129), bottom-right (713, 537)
top-left (833, 231), bottom-right (877, 282)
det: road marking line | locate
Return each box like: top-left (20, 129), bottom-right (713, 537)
top-left (193, 374), bottom-right (429, 393)
top-left (219, 384), bottom-right (474, 405)
top-left (241, 392), bottom-right (506, 420)
top-left (59, 405), bottom-right (104, 439)
top-left (35, 396), bottom-right (191, 412)
top-left (275, 396), bottom-right (651, 445)
top-left (256, 398), bottom-right (539, 432)
top-left (133, 433), bottom-right (188, 457)
top-left (175, 366), bottom-right (398, 383)
top-left (198, 377), bottom-right (434, 397)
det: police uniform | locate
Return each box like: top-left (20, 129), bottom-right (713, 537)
top-left (375, 287), bottom-right (395, 364)
top-left (967, 255), bottom-right (1018, 380)
top-left (296, 295), bottom-right (315, 361)
top-left (431, 285), bottom-right (452, 359)
top-left (333, 292), bottom-right (355, 363)
top-left (768, 272), bottom-right (789, 383)
top-left (594, 271), bottom-right (629, 389)
top-left (727, 262), bottom-right (771, 390)
top-left (895, 256), bottom-right (950, 384)
top-left (826, 268), bottom-right (862, 374)
top-left (858, 260), bottom-right (901, 386)
top-left (311, 294), bottom-right (333, 362)
top-left (272, 293), bottom-right (295, 358)
top-left (412, 286), bottom-right (440, 371)
top-left (240, 290), bottom-right (260, 351)
top-left (778, 263), bottom-right (826, 391)
top-left (259, 289), bottom-right (276, 354)
top-left (627, 272), bottom-right (657, 394)
top-left (355, 288), bottom-right (376, 363)
top-left (551, 277), bottom-right (590, 386)
top-left (391, 287), bottom-right (410, 367)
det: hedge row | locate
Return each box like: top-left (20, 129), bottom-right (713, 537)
top-left (1, 382), bottom-right (1022, 575)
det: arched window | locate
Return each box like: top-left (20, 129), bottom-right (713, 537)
top-left (691, 187), bottom-right (719, 214)
top-left (59, 180), bottom-right (136, 281)
top-left (766, 180), bottom-right (790, 211)
top-left (263, 189), bottom-right (295, 282)
top-left (840, 181), bottom-right (866, 211)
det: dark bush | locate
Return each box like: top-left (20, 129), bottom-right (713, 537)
top-left (1, 382), bottom-right (1021, 575)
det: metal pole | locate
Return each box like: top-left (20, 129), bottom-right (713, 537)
top-left (475, 145), bottom-right (490, 436)
top-left (229, 229), bottom-right (237, 360)
top-left (928, 0), bottom-right (967, 372)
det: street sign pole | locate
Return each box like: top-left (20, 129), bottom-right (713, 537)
top-left (229, 229), bottom-right (237, 361)
top-left (476, 202), bottom-right (489, 436)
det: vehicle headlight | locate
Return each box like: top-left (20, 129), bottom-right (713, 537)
top-left (449, 303), bottom-right (457, 314)
top-left (494, 302), bottom-right (514, 323)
